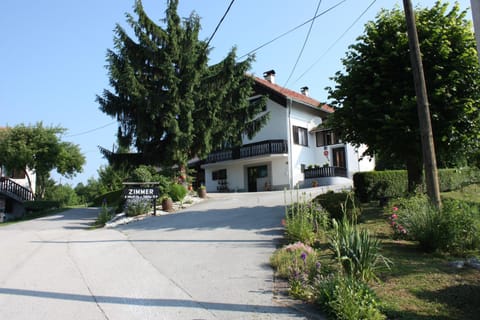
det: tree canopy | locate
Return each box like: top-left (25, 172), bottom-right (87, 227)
top-left (97, 0), bottom-right (268, 170)
top-left (0, 123), bottom-right (85, 198)
top-left (327, 1), bottom-right (480, 191)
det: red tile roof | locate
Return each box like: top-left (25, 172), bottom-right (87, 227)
top-left (253, 77), bottom-right (334, 113)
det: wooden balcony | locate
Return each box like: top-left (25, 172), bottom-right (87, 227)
top-left (206, 139), bottom-right (288, 164)
top-left (0, 177), bottom-right (34, 202)
top-left (304, 166), bottom-right (347, 179)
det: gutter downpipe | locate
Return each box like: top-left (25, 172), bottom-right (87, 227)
top-left (287, 98), bottom-right (294, 189)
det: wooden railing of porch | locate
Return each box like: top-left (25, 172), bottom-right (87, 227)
top-left (0, 177), bottom-right (34, 202)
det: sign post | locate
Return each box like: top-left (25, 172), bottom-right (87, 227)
top-left (122, 182), bottom-right (160, 216)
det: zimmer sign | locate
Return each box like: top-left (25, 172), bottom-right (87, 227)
top-left (124, 187), bottom-right (159, 200)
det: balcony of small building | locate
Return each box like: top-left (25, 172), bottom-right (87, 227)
top-left (205, 139), bottom-right (288, 164)
top-left (303, 165), bottom-right (351, 188)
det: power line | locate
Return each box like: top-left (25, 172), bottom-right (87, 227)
top-left (293, 0), bottom-right (377, 85)
top-left (205, 0), bottom-right (236, 48)
top-left (239, 0), bottom-right (347, 59)
top-left (284, 0), bottom-right (323, 88)
top-left (64, 121), bottom-right (116, 138)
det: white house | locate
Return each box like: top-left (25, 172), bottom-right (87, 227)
top-left (201, 70), bottom-right (374, 193)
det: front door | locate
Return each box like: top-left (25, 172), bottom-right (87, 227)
top-left (332, 147), bottom-right (346, 168)
top-left (247, 167), bottom-right (258, 192)
top-left (247, 165), bottom-right (268, 192)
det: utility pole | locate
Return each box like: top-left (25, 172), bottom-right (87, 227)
top-left (471, 0), bottom-right (480, 63)
top-left (402, 0), bottom-right (442, 208)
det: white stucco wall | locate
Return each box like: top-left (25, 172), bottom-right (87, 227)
top-left (270, 157), bottom-right (289, 188)
top-left (243, 99), bottom-right (288, 144)
top-left (289, 103), bottom-right (325, 187)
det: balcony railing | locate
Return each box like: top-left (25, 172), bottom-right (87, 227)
top-left (304, 166), bottom-right (347, 179)
top-left (206, 139), bottom-right (288, 164)
top-left (0, 177), bottom-right (34, 202)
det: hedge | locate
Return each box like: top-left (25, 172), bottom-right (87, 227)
top-left (354, 168), bottom-right (480, 202)
top-left (24, 200), bottom-right (61, 212)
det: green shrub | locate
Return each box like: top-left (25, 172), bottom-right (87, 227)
top-left (313, 275), bottom-right (385, 320)
top-left (95, 205), bottom-right (112, 227)
top-left (315, 191), bottom-right (361, 221)
top-left (329, 217), bottom-right (390, 282)
top-left (391, 196), bottom-right (480, 254)
top-left (168, 183), bottom-right (187, 202)
top-left (124, 198), bottom-right (151, 217)
top-left (285, 197), bottom-right (330, 245)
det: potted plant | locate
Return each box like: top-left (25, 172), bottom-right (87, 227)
top-left (161, 195), bottom-right (174, 212)
top-left (197, 185), bottom-right (207, 198)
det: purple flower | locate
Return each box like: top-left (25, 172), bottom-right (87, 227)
top-left (300, 252), bottom-right (307, 262)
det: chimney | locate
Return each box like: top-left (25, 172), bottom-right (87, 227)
top-left (301, 86), bottom-right (309, 96)
top-left (263, 69), bottom-right (276, 84)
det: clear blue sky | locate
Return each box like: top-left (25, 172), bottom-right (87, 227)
top-left (0, 0), bottom-right (473, 186)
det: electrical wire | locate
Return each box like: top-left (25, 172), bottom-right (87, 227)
top-left (239, 0), bottom-right (346, 59)
top-left (64, 121), bottom-right (116, 138)
top-left (205, 0), bottom-right (236, 48)
top-left (292, 0), bottom-right (377, 85)
top-left (284, 0), bottom-right (323, 88)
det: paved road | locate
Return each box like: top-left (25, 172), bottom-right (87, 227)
top-left (0, 188), bottom-right (338, 319)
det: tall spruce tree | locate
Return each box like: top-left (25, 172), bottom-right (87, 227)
top-left (97, 0), bottom-right (268, 170)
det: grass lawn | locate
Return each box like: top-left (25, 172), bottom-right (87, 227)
top-left (351, 185), bottom-right (480, 320)
top-left (359, 204), bottom-right (480, 320)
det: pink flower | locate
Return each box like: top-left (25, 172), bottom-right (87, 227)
top-left (391, 213), bottom-right (398, 219)
top-left (393, 206), bottom-right (399, 211)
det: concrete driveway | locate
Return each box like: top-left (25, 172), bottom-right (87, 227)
top-left (0, 188), bottom-right (337, 319)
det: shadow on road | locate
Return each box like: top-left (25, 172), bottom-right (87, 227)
top-left (118, 205), bottom-right (286, 233)
top-left (0, 287), bottom-right (304, 317)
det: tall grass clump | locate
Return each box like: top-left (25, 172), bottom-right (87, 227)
top-left (441, 199), bottom-right (480, 254)
top-left (392, 195), bottom-right (480, 254)
top-left (95, 204), bottom-right (112, 227)
top-left (284, 191), bottom-right (330, 245)
top-left (168, 183), bottom-right (188, 202)
top-left (329, 216), bottom-right (390, 282)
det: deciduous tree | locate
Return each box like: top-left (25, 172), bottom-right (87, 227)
top-left (0, 123), bottom-right (85, 198)
top-left (327, 1), bottom-right (480, 191)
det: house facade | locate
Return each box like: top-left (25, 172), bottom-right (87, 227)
top-left (201, 70), bottom-right (374, 193)
top-left (0, 156), bottom-right (36, 221)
